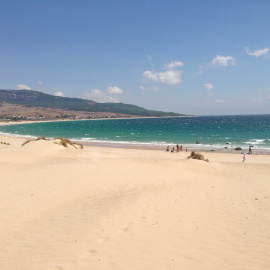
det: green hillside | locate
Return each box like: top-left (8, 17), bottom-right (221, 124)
top-left (0, 89), bottom-right (185, 117)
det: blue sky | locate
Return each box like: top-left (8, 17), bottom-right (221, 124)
top-left (1, 0), bottom-right (269, 115)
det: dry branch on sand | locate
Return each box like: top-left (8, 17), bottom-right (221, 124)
top-left (21, 137), bottom-right (83, 149)
top-left (54, 137), bottom-right (83, 149)
top-left (187, 151), bottom-right (209, 162)
top-left (0, 141), bottom-right (11, 145)
top-left (21, 137), bottom-right (48, 146)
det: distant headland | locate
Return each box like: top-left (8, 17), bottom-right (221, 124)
top-left (0, 89), bottom-right (190, 122)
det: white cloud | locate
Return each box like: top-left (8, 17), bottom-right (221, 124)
top-left (16, 84), bottom-right (31, 90)
top-left (143, 70), bottom-right (159, 82)
top-left (204, 83), bottom-right (214, 90)
top-left (158, 70), bottom-right (182, 84)
top-left (54, 91), bottom-right (64, 97)
top-left (85, 86), bottom-right (123, 103)
top-left (143, 70), bottom-right (182, 84)
top-left (212, 55), bottom-right (236, 66)
top-left (106, 86), bottom-right (123, 95)
top-left (166, 61), bottom-right (183, 69)
top-left (38, 81), bottom-right (44, 85)
top-left (143, 59), bottom-right (184, 85)
top-left (246, 47), bottom-right (270, 57)
top-left (139, 85), bottom-right (145, 90)
top-left (85, 89), bottom-right (119, 103)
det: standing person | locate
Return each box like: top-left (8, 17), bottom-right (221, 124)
top-left (249, 147), bottom-right (252, 154)
top-left (242, 153), bottom-right (246, 162)
top-left (176, 144), bottom-right (179, 152)
top-left (180, 145), bottom-right (183, 151)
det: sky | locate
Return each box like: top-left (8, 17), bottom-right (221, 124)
top-left (0, 0), bottom-right (270, 115)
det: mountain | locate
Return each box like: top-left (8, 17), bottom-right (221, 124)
top-left (0, 89), bottom-right (186, 118)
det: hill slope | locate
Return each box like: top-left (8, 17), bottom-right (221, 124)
top-left (0, 89), bottom-right (185, 117)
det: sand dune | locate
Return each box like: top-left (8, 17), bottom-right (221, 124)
top-left (0, 135), bottom-right (270, 269)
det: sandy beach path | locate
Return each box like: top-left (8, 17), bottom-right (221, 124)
top-left (0, 136), bottom-right (270, 270)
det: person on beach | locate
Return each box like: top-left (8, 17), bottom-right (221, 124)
top-left (166, 146), bottom-right (170, 152)
top-left (171, 147), bottom-right (175, 153)
top-left (242, 153), bottom-right (246, 162)
top-left (176, 144), bottom-right (179, 152)
top-left (249, 147), bottom-right (252, 154)
top-left (180, 145), bottom-right (183, 151)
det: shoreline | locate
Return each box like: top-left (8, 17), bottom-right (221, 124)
top-left (0, 132), bottom-right (269, 155)
top-left (0, 115), bottom-right (194, 126)
top-left (76, 142), bottom-right (270, 155)
top-left (0, 117), bottom-right (269, 155)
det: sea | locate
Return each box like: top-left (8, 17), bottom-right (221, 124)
top-left (0, 115), bottom-right (270, 152)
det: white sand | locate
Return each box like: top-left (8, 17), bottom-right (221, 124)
top-left (0, 135), bottom-right (270, 270)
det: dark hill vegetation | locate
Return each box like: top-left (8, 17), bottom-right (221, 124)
top-left (0, 89), bottom-right (185, 117)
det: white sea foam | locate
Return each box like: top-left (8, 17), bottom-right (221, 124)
top-left (75, 138), bottom-right (270, 151)
top-left (244, 139), bottom-right (266, 145)
top-left (79, 137), bottom-right (96, 141)
top-left (0, 132), bottom-right (37, 139)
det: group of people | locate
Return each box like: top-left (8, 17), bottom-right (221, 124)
top-left (243, 146), bottom-right (253, 162)
top-left (166, 144), bottom-right (186, 153)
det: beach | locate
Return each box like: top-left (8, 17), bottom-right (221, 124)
top-left (0, 134), bottom-right (270, 270)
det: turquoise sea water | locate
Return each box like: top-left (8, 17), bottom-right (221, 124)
top-left (1, 115), bottom-right (270, 151)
